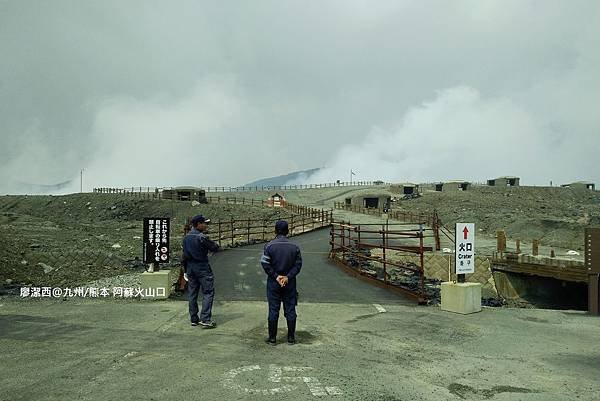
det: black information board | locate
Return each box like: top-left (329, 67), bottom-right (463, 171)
top-left (143, 217), bottom-right (170, 264)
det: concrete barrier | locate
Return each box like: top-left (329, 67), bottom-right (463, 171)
top-left (441, 282), bottom-right (482, 314)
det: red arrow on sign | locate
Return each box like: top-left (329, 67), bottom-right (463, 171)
top-left (463, 226), bottom-right (469, 240)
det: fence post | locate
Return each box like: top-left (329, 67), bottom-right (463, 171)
top-left (419, 224), bottom-right (425, 302)
top-left (231, 220), bottom-right (234, 247)
top-left (432, 211), bottom-right (441, 251)
top-left (341, 222), bottom-right (345, 263)
top-left (497, 230), bottom-right (506, 253)
top-left (382, 224), bottom-right (387, 284)
top-left (330, 224), bottom-right (334, 256)
top-left (218, 221), bottom-right (222, 247)
top-left (246, 219), bottom-right (250, 243)
top-left (302, 212), bottom-right (306, 233)
top-left (347, 222), bottom-right (353, 258)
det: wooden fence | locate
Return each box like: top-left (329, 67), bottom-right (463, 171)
top-left (333, 202), bottom-right (455, 250)
top-left (198, 203), bottom-right (333, 247)
top-left (93, 181), bottom-right (386, 196)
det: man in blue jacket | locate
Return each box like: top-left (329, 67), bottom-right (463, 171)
top-left (182, 214), bottom-right (220, 328)
top-left (260, 220), bottom-right (302, 345)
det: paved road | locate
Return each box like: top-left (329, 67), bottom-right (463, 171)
top-left (210, 228), bottom-right (410, 304)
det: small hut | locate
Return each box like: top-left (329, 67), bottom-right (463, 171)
top-left (487, 176), bottom-right (520, 187)
top-left (161, 186), bottom-right (207, 202)
top-left (434, 181), bottom-right (470, 192)
top-left (267, 193), bottom-right (287, 207)
top-left (349, 194), bottom-right (391, 209)
top-left (561, 181), bottom-right (596, 191)
top-left (390, 183), bottom-right (419, 195)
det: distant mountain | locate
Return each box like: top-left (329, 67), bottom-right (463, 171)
top-left (244, 168), bottom-right (321, 187)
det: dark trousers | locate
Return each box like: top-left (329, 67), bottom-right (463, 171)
top-left (188, 266), bottom-right (215, 323)
top-left (267, 278), bottom-right (297, 321)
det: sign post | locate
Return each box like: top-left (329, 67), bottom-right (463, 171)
top-left (143, 217), bottom-right (170, 272)
top-left (441, 223), bottom-right (481, 314)
top-left (442, 222), bottom-right (481, 314)
top-left (455, 223), bottom-right (475, 282)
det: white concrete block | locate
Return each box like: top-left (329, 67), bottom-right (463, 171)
top-left (441, 281), bottom-right (482, 314)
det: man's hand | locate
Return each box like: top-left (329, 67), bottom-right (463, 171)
top-left (276, 275), bottom-right (288, 287)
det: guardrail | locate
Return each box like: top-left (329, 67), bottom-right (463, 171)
top-left (491, 253), bottom-right (587, 283)
top-left (329, 221), bottom-right (433, 303)
top-left (334, 202), bottom-right (434, 224)
top-left (333, 203), bottom-right (455, 250)
top-left (189, 203), bottom-right (333, 248)
top-left (93, 181), bottom-right (387, 196)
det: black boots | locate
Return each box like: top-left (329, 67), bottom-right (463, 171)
top-left (266, 319), bottom-right (296, 345)
top-left (266, 320), bottom-right (277, 345)
top-left (287, 319), bottom-right (296, 344)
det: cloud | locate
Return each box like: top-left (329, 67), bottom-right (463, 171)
top-left (85, 76), bottom-right (244, 188)
top-left (292, 87), bottom-right (538, 183)
top-left (296, 82), bottom-right (599, 185)
top-left (1, 1), bottom-right (599, 193)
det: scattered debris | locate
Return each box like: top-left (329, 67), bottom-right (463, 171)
top-left (111, 243), bottom-right (122, 249)
top-left (37, 263), bottom-right (54, 274)
top-left (482, 297), bottom-right (506, 307)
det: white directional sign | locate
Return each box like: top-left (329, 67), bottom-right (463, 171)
top-left (455, 223), bottom-right (475, 274)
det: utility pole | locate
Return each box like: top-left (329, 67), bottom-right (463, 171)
top-left (80, 169), bottom-right (84, 193)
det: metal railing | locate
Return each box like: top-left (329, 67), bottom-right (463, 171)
top-left (329, 221), bottom-right (433, 303)
top-left (333, 203), bottom-right (455, 250)
top-left (93, 181), bottom-right (386, 196)
top-left (197, 203), bottom-right (333, 248)
top-left (334, 202), bottom-right (434, 223)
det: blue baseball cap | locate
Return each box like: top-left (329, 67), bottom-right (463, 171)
top-left (191, 214), bottom-right (210, 225)
top-left (275, 220), bottom-right (289, 234)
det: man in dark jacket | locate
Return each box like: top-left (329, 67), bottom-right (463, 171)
top-left (182, 214), bottom-right (220, 328)
top-left (260, 220), bottom-right (302, 345)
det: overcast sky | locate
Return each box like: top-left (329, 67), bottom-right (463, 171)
top-left (1, 0), bottom-right (599, 192)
